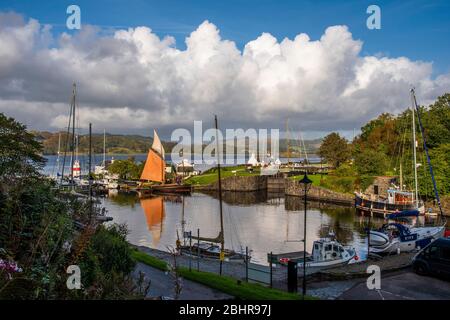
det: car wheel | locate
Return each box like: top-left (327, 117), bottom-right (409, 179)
top-left (413, 262), bottom-right (428, 276)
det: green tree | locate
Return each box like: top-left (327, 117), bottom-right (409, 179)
top-left (108, 158), bottom-right (143, 180)
top-left (0, 113), bottom-right (45, 178)
top-left (354, 148), bottom-right (388, 176)
top-left (318, 133), bottom-right (350, 168)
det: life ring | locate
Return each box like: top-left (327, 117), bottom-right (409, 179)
top-left (279, 257), bottom-right (290, 264)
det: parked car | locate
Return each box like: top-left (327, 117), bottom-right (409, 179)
top-left (412, 238), bottom-right (450, 279)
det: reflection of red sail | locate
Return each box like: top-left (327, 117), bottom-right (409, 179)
top-left (140, 196), bottom-right (165, 246)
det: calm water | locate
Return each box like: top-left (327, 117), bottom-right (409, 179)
top-left (102, 191), bottom-right (393, 265)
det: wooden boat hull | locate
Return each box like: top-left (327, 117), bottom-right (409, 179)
top-left (152, 184), bottom-right (192, 194)
top-left (355, 193), bottom-right (424, 215)
top-left (179, 246), bottom-right (248, 261)
top-left (137, 184), bottom-right (192, 196)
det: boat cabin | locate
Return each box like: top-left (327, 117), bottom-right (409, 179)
top-left (312, 239), bottom-right (347, 261)
top-left (387, 189), bottom-right (414, 205)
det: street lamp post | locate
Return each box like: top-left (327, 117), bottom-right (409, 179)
top-left (299, 173), bottom-right (312, 299)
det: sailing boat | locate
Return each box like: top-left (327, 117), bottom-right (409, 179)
top-left (366, 89), bottom-right (446, 254)
top-left (139, 129), bottom-right (192, 194)
top-left (355, 90), bottom-right (427, 215)
top-left (178, 116), bottom-right (249, 262)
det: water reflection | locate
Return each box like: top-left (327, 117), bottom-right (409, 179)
top-left (140, 197), bottom-right (165, 246)
top-left (103, 190), bottom-right (441, 265)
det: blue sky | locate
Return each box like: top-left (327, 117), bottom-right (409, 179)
top-left (0, 0), bottom-right (449, 139)
top-left (2, 0), bottom-right (449, 74)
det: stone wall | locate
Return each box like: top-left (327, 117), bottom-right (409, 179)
top-left (201, 175), bottom-right (355, 205)
top-left (285, 179), bottom-right (353, 206)
top-left (364, 176), bottom-right (393, 197)
top-left (205, 175), bottom-right (267, 191)
top-left (426, 195), bottom-right (450, 217)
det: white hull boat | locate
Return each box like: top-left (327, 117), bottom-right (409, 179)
top-left (369, 223), bottom-right (445, 254)
top-left (270, 237), bottom-right (357, 272)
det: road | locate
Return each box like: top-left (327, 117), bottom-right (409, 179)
top-left (338, 270), bottom-right (450, 300)
top-left (133, 262), bottom-right (232, 300)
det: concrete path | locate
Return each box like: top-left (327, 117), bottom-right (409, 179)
top-left (133, 262), bottom-right (232, 300)
top-left (338, 270), bottom-right (450, 300)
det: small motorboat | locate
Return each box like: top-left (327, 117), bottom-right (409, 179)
top-left (269, 237), bottom-right (357, 271)
top-left (369, 223), bottom-right (445, 254)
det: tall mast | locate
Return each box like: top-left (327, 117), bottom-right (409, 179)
top-left (103, 128), bottom-right (106, 165)
top-left (399, 162), bottom-right (403, 191)
top-left (215, 115), bottom-right (225, 275)
top-left (411, 95), bottom-right (419, 205)
top-left (286, 119), bottom-right (290, 167)
top-left (56, 133), bottom-right (61, 176)
top-left (411, 89), bottom-right (443, 216)
top-left (88, 123), bottom-right (92, 212)
top-left (70, 83), bottom-right (76, 187)
top-left (300, 131), bottom-right (309, 164)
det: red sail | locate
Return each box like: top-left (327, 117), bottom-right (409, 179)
top-left (140, 149), bottom-right (165, 182)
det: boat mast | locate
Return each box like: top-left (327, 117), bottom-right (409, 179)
top-left (88, 123), bottom-right (92, 214)
top-left (411, 97), bottom-right (419, 206)
top-left (70, 83), bottom-right (76, 188)
top-left (56, 132), bottom-right (61, 177)
top-left (215, 115), bottom-right (225, 275)
top-left (399, 162), bottom-right (403, 191)
top-left (103, 128), bottom-right (106, 166)
top-left (286, 119), bottom-right (290, 167)
top-left (411, 89), bottom-right (443, 216)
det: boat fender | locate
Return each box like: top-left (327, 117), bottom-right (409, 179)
top-left (354, 255), bottom-right (359, 261)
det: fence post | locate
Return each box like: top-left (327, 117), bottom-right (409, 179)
top-left (197, 228), bottom-right (200, 271)
top-left (189, 233), bottom-right (192, 272)
top-left (270, 251), bottom-right (273, 288)
top-left (245, 246), bottom-right (249, 282)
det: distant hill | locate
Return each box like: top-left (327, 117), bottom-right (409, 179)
top-left (32, 131), bottom-right (321, 156)
top-left (32, 131), bottom-right (176, 155)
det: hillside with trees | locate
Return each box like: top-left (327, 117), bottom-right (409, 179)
top-left (32, 131), bottom-right (177, 155)
top-left (317, 93), bottom-right (450, 200)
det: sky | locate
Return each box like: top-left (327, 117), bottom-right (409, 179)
top-left (0, 0), bottom-right (449, 140)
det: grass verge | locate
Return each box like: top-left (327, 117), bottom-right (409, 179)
top-left (185, 165), bottom-right (260, 186)
top-left (132, 249), bottom-right (310, 300)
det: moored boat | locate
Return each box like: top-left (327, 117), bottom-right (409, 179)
top-left (369, 222), bottom-right (445, 255)
top-left (355, 189), bottom-right (425, 215)
top-left (269, 237), bottom-right (357, 271)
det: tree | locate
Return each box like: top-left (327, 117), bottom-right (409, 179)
top-left (0, 114), bottom-right (143, 299)
top-left (354, 148), bottom-right (388, 176)
top-left (318, 133), bottom-right (350, 168)
top-left (108, 158), bottom-right (142, 180)
top-left (0, 113), bottom-right (45, 179)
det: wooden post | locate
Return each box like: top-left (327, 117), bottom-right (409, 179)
top-left (189, 233), bottom-right (192, 272)
top-left (245, 246), bottom-right (249, 282)
top-left (367, 212), bottom-right (371, 259)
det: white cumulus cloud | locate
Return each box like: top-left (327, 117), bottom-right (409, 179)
top-left (0, 12), bottom-right (448, 136)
